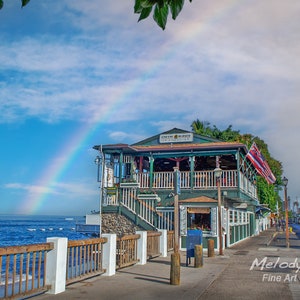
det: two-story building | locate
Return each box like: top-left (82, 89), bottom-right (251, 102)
top-left (91, 128), bottom-right (263, 251)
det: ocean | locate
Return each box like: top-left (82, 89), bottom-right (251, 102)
top-left (0, 214), bottom-right (89, 247)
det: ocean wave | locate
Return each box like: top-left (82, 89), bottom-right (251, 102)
top-left (0, 273), bottom-right (32, 286)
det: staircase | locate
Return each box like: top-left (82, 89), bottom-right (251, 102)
top-left (103, 187), bottom-right (174, 231)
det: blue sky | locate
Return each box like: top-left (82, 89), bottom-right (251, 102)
top-left (1, 1), bottom-right (299, 215)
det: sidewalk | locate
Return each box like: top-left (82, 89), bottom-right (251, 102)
top-left (33, 228), bottom-right (300, 300)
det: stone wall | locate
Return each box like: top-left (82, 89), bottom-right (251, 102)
top-left (101, 213), bottom-right (143, 237)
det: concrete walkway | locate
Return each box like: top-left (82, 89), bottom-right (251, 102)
top-left (33, 228), bottom-right (300, 300)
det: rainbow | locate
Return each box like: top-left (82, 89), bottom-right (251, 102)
top-left (18, 0), bottom-right (242, 214)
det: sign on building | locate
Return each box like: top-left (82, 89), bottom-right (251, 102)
top-left (159, 133), bottom-right (193, 143)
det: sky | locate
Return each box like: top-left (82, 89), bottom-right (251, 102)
top-left (0, 0), bottom-right (299, 216)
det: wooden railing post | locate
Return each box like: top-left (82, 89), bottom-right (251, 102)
top-left (158, 229), bottom-right (167, 257)
top-left (136, 231), bottom-right (147, 265)
top-left (46, 237), bottom-right (68, 295)
top-left (102, 234), bottom-right (117, 276)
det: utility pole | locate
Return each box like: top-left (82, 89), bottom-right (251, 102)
top-left (170, 167), bottom-right (180, 285)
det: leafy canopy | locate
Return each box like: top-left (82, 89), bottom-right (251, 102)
top-left (191, 119), bottom-right (284, 211)
top-left (0, 0), bottom-right (30, 10)
top-left (134, 0), bottom-right (192, 30)
top-left (1, 0), bottom-right (192, 30)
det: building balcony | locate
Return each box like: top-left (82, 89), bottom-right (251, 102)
top-left (103, 169), bottom-right (257, 205)
top-left (137, 169), bottom-right (256, 198)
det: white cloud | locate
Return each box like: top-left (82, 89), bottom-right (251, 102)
top-left (4, 183), bottom-right (54, 195)
top-left (1, 0), bottom-right (300, 203)
top-left (4, 181), bottom-right (97, 198)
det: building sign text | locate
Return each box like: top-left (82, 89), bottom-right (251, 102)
top-left (159, 133), bottom-right (193, 143)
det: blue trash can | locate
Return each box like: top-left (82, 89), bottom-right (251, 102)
top-left (186, 229), bottom-right (202, 266)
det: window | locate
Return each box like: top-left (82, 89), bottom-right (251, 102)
top-left (187, 207), bottom-right (211, 231)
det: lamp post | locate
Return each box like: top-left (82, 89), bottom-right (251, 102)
top-left (170, 167), bottom-right (180, 285)
top-left (95, 156), bottom-right (101, 181)
top-left (214, 167), bottom-right (223, 256)
top-left (95, 153), bottom-right (103, 237)
top-left (282, 176), bottom-right (289, 248)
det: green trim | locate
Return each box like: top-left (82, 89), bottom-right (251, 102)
top-left (190, 156), bottom-right (195, 189)
top-left (237, 150), bottom-right (241, 199)
top-left (149, 156), bottom-right (154, 188)
top-left (150, 150), bottom-right (238, 158)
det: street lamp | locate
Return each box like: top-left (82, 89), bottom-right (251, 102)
top-left (94, 156), bottom-right (101, 182)
top-left (214, 167), bottom-right (223, 256)
top-left (282, 176), bottom-right (289, 248)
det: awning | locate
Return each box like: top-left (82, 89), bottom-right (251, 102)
top-left (256, 205), bottom-right (271, 217)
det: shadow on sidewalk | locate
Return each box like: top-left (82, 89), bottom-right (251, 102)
top-left (269, 230), bottom-right (300, 249)
top-left (117, 269), bottom-right (170, 285)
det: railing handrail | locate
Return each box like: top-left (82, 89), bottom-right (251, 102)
top-left (147, 231), bottom-right (161, 259)
top-left (0, 242), bottom-right (54, 299)
top-left (137, 169), bottom-right (240, 188)
top-left (0, 242), bottom-right (54, 255)
top-left (147, 231), bottom-right (162, 237)
top-left (67, 238), bottom-right (107, 247)
top-left (117, 234), bottom-right (140, 241)
top-left (116, 234), bottom-right (140, 269)
top-left (66, 238), bottom-right (107, 285)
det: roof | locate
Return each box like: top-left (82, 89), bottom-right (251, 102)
top-left (93, 128), bottom-right (248, 154)
top-left (132, 127), bottom-right (219, 146)
top-left (132, 141), bottom-right (246, 152)
top-left (179, 196), bottom-right (218, 203)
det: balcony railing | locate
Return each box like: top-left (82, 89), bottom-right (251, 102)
top-left (103, 170), bottom-right (256, 207)
top-left (138, 170), bottom-right (239, 189)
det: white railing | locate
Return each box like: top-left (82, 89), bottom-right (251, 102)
top-left (194, 171), bottom-right (214, 188)
top-left (121, 188), bottom-right (137, 212)
top-left (138, 173), bottom-right (150, 188)
top-left (138, 199), bottom-right (156, 226)
top-left (120, 189), bottom-right (159, 228)
top-left (156, 208), bottom-right (174, 231)
top-left (104, 194), bottom-right (118, 206)
top-left (152, 172), bottom-right (174, 189)
top-left (239, 172), bottom-right (257, 199)
top-left (137, 170), bottom-right (239, 190)
top-left (180, 171), bottom-right (190, 188)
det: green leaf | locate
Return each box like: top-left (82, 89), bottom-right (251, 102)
top-left (134, 0), bottom-right (143, 13)
top-left (135, 0), bottom-right (156, 13)
top-left (135, 0), bottom-right (192, 29)
top-left (140, 0), bottom-right (157, 8)
top-left (170, 0), bottom-right (184, 20)
top-left (153, 3), bottom-right (169, 30)
top-left (0, 0), bottom-right (3, 10)
top-left (21, 0), bottom-right (30, 8)
top-left (156, 0), bottom-right (165, 9)
top-left (138, 7), bottom-right (153, 22)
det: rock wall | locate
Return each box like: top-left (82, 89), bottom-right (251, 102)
top-left (101, 213), bottom-right (143, 237)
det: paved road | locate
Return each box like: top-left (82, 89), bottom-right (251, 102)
top-left (34, 227), bottom-right (300, 300)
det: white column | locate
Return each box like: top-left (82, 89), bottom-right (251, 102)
top-left (46, 237), bottom-right (68, 295)
top-left (136, 231), bottom-right (147, 265)
top-left (158, 229), bottom-right (168, 257)
top-left (102, 234), bottom-right (116, 276)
